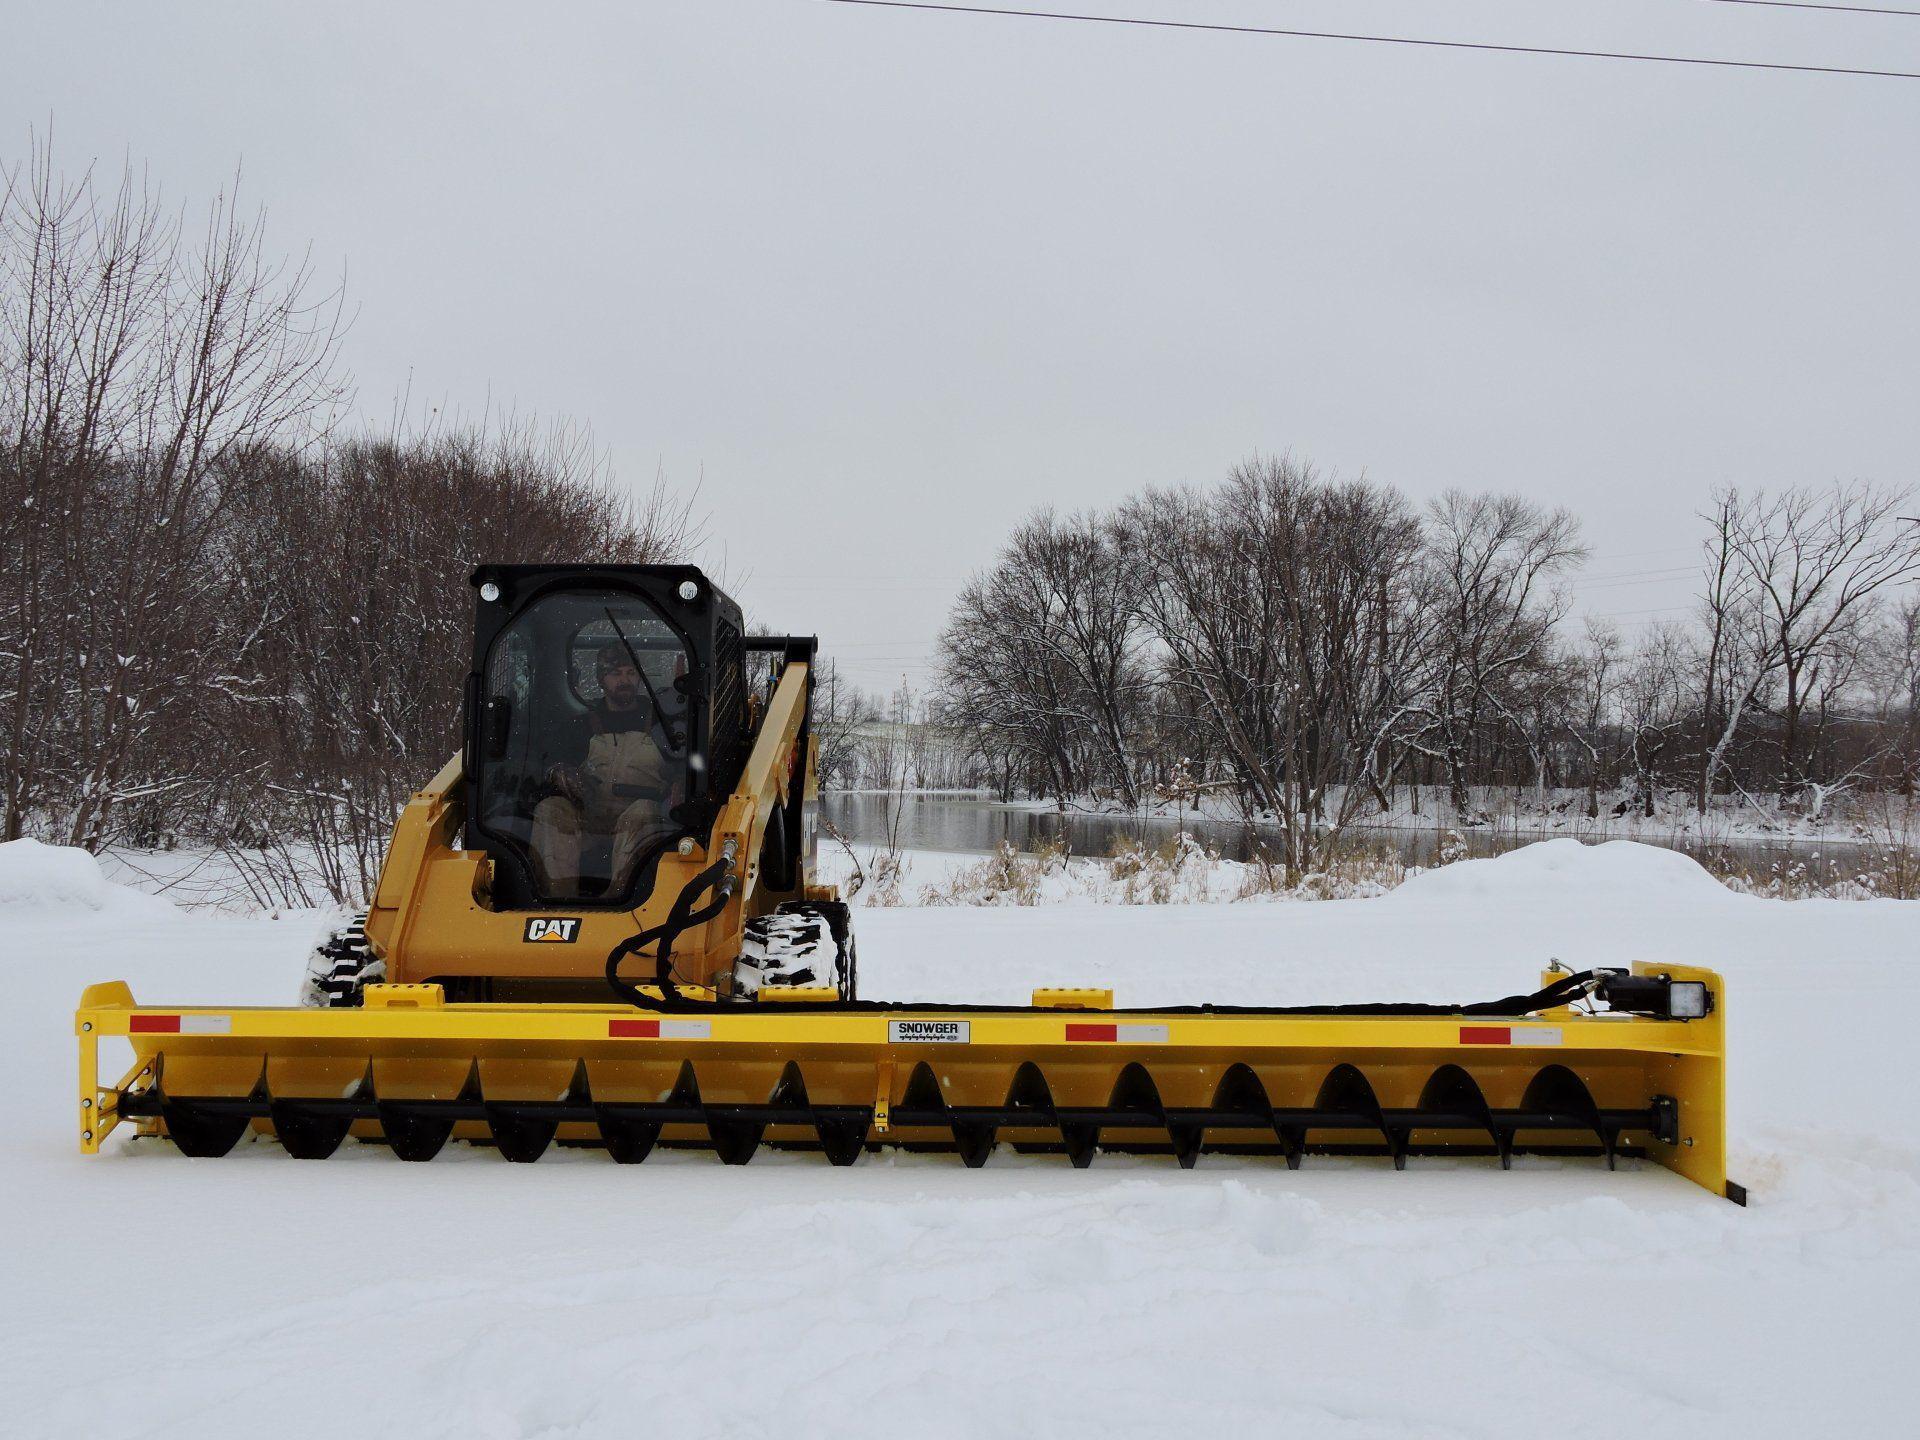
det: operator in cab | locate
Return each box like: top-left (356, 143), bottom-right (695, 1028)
top-left (530, 640), bottom-right (677, 896)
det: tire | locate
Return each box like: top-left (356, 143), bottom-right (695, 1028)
top-left (298, 912), bottom-right (383, 1008)
top-left (733, 900), bottom-right (855, 1001)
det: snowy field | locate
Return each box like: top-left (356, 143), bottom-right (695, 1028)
top-left (3, 838), bottom-right (1917, 1438)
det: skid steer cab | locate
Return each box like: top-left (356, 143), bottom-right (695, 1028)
top-left (302, 564), bottom-right (855, 1008)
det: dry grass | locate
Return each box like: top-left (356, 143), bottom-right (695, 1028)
top-left (1696, 845), bottom-right (1920, 900)
top-left (918, 840), bottom-right (1063, 906)
top-left (1106, 833), bottom-right (1216, 904)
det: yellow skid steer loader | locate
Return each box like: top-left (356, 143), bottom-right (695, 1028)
top-left (74, 565), bottom-right (1743, 1202)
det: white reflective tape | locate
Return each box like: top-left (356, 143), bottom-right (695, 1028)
top-left (1115, 1024), bottom-right (1169, 1044)
top-left (1511, 1026), bottom-right (1562, 1046)
top-left (179, 1015), bottom-right (231, 1034)
top-left (659, 1019), bottom-right (711, 1040)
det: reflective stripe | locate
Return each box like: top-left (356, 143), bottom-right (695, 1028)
top-left (1460, 1025), bottom-right (1563, 1046)
top-left (608, 1018), bottom-right (711, 1039)
top-left (127, 1014), bottom-right (230, 1035)
top-left (1065, 1023), bottom-right (1117, 1042)
top-left (1065, 1023), bottom-right (1169, 1044)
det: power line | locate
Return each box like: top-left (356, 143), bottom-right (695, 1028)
top-left (745, 570), bottom-right (967, 581)
top-left (745, 579), bottom-right (964, 588)
top-left (1568, 564), bottom-right (1700, 587)
top-left (1593, 543), bottom-right (1704, 560)
top-left (821, 0), bottom-right (1920, 79)
top-left (1698, 0), bottom-right (1920, 18)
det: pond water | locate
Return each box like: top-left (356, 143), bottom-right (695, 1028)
top-left (821, 792), bottom-right (1907, 891)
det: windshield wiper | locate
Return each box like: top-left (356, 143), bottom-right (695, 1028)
top-left (604, 607), bottom-right (686, 751)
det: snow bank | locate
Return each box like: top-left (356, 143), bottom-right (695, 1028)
top-left (1387, 837), bottom-right (1741, 907)
top-left (0, 838), bottom-right (176, 918)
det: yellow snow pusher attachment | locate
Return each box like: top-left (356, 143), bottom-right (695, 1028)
top-left (70, 564), bottom-right (1742, 1202)
top-left (78, 964), bottom-right (1739, 1201)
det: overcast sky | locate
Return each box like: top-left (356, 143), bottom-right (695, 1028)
top-left (8, 1), bottom-right (1917, 690)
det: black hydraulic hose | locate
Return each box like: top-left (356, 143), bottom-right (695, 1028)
top-left (607, 903), bottom-right (1615, 1023)
top-left (692, 970), bottom-right (1611, 1017)
top-left (605, 857), bottom-right (736, 1011)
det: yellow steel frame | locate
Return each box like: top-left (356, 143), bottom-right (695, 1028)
top-left (76, 963), bottom-right (1731, 1198)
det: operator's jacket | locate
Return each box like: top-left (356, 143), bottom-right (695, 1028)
top-left (571, 705), bottom-right (674, 831)
top-left (530, 703), bottom-right (675, 892)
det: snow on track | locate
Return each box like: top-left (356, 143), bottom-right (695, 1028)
top-left (3, 840), bottom-right (1915, 1438)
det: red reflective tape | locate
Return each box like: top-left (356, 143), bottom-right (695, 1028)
top-left (1460, 1026), bottom-right (1511, 1045)
top-left (609, 1019), bottom-right (660, 1038)
top-left (1065, 1023), bottom-right (1118, 1042)
top-left (129, 1015), bottom-right (181, 1033)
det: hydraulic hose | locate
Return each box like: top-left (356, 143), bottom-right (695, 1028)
top-left (604, 857), bottom-right (737, 1011)
top-left (607, 894), bottom-right (1623, 1024)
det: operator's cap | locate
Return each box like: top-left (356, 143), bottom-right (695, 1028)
top-left (596, 640), bottom-right (637, 676)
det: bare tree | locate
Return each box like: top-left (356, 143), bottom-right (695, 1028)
top-left (1619, 622), bottom-right (1690, 818)
top-left (1567, 618), bottom-right (1623, 818)
top-left (1865, 595), bottom-right (1920, 794)
top-left (937, 510), bottom-right (1151, 807)
top-left (1726, 482), bottom-right (1920, 810)
top-left (1694, 487), bottom-right (1774, 813)
top-left (934, 461), bottom-right (1917, 848)
top-left (0, 138), bottom-right (347, 847)
top-left (217, 421), bottom-right (697, 901)
top-left (811, 660), bottom-right (880, 791)
top-left (1415, 491), bottom-right (1586, 820)
top-left (1124, 457), bottom-right (1431, 877)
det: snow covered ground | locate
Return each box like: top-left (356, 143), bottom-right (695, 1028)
top-left (4, 837), bottom-right (1917, 1438)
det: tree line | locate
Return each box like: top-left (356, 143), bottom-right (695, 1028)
top-left (930, 456), bottom-right (1920, 877)
top-left (1, 144), bottom-right (692, 900)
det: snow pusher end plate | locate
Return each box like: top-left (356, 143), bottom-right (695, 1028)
top-left (75, 964), bottom-right (1735, 1199)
